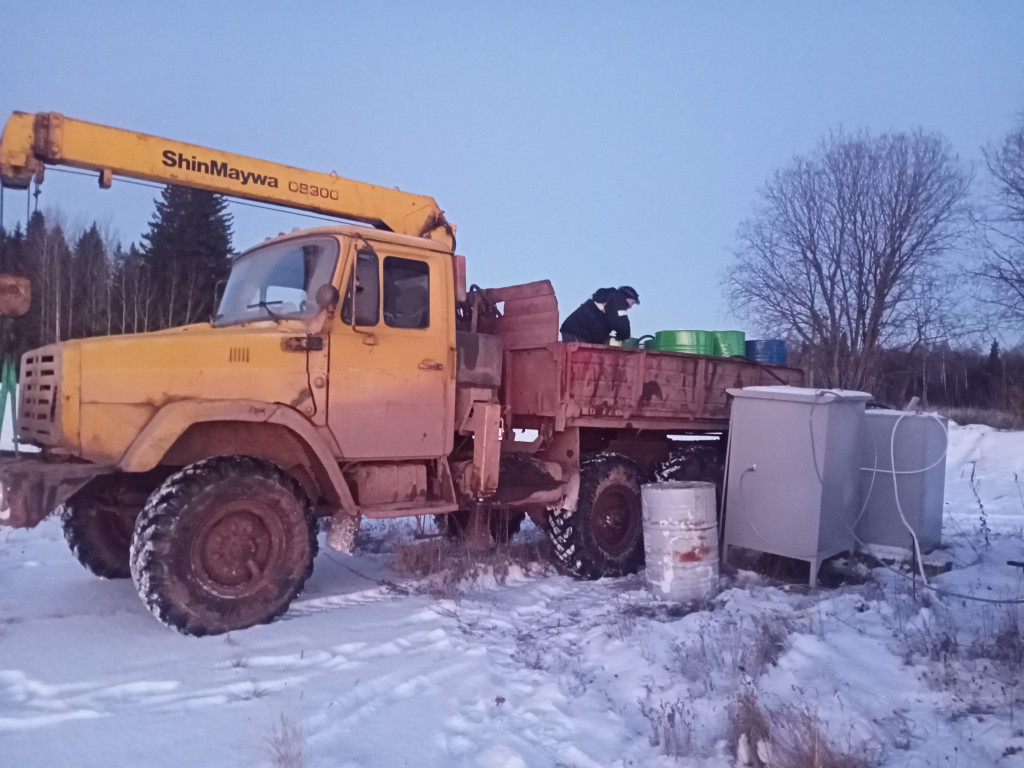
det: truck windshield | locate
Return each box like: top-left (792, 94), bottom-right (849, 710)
top-left (213, 239), bottom-right (339, 327)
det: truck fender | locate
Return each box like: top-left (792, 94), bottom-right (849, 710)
top-left (117, 399), bottom-right (355, 513)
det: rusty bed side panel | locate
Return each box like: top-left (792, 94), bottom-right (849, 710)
top-left (504, 343), bottom-right (803, 430)
top-left (484, 280), bottom-right (559, 351)
top-left (505, 346), bottom-right (561, 421)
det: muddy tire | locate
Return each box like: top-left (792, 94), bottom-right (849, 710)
top-left (436, 508), bottom-right (525, 545)
top-left (656, 440), bottom-right (726, 504)
top-left (60, 474), bottom-right (155, 579)
top-left (548, 454), bottom-right (645, 579)
top-left (130, 456), bottom-right (317, 637)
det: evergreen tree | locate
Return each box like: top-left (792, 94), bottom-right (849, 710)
top-left (987, 340), bottom-right (1002, 374)
top-left (141, 185), bottom-right (233, 328)
top-left (0, 222), bottom-right (28, 275)
top-left (71, 224), bottom-right (108, 339)
top-left (0, 223), bottom-right (30, 361)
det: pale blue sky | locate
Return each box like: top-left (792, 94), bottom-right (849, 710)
top-left (2, 1), bottom-right (1022, 337)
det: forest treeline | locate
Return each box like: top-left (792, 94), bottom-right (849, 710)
top-left (0, 185), bottom-right (231, 354)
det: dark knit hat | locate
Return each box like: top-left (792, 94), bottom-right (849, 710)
top-left (618, 285), bottom-right (639, 304)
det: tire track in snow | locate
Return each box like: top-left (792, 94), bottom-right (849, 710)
top-left (424, 578), bottom-right (645, 766)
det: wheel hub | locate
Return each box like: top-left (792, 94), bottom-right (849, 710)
top-left (192, 501), bottom-right (285, 597)
top-left (591, 486), bottom-right (639, 556)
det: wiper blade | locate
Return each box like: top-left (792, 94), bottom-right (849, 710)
top-left (247, 300), bottom-right (284, 324)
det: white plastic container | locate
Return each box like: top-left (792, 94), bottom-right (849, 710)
top-left (641, 481), bottom-right (720, 602)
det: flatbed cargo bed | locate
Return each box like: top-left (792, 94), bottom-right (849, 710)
top-left (504, 342), bottom-right (805, 433)
top-left (478, 280), bottom-right (805, 435)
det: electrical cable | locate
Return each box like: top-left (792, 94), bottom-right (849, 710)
top-left (726, 390), bottom-right (1024, 603)
top-left (845, 412), bottom-right (1024, 606)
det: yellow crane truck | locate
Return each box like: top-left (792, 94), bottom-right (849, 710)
top-left (0, 112), bottom-right (802, 636)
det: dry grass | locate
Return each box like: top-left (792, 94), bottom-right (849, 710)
top-left (731, 691), bottom-right (881, 768)
top-left (392, 535), bottom-right (552, 599)
top-left (970, 607), bottom-right (1024, 672)
top-left (940, 407), bottom-right (1024, 430)
top-left (638, 696), bottom-right (694, 757)
top-left (740, 616), bottom-right (792, 678)
top-left (731, 690), bottom-right (770, 765)
top-left (266, 714), bottom-right (307, 768)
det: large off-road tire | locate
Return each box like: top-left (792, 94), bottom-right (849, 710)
top-left (656, 440), bottom-right (727, 502)
top-left (436, 508), bottom-right (525, 545)
top-left (60, 474), bottom-right (156, 579)
top-left (130, 456), bottom-right (317, 637)
top-left (548, 454), bottom-right (645, 579)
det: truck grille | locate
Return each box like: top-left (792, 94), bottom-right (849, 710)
top-left (19, 348), bottom-right (60, 444)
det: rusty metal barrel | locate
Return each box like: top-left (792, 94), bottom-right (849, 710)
top-left (641, 481), bottom-right (720, 602)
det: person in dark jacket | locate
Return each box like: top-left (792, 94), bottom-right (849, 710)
top-left (560, 286), bottom-right (640, 343)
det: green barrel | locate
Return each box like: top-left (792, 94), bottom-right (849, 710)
top-left (713, 330), bottom-right (746, 357)
top-left (651, 330), bottom-right (716, 355)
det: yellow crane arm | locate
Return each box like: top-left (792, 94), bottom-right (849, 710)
top-left (0, 111), bottom-right (454, 250)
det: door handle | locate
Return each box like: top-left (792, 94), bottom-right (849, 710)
top-left (419, 360), bottom-right (444, 371)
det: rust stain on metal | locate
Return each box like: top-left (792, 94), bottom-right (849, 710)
top-left (289, 389), bottom-right (313, 410)
top-left (0, 274), bottom-right (31, 317)
top-left (640, 380), bottom-right (662, 403)
top-left (281, 335), bottom-right (324, 352)
top-left (674, 544), bottom-right (711, 563)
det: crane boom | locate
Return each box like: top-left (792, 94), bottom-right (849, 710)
top-left (0, 111), bottom-right (454, 250)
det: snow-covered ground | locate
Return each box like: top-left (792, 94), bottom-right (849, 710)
top-left (2, 422), bottom-right (1024, 767)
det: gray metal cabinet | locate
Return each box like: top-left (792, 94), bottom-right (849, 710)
top-left (722, 387), bottom-right (871, 585)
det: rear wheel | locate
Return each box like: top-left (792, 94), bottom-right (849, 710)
top-left (60, 473), bottom-right (158, 579)
top-left (656, 440), bottom-right (726, 503)
top-left (130, 456), bottom-right (317, 636)
top-left (548, 454), bottom-right (645, 579)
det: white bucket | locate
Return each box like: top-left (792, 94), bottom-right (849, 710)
top-left (641, 481), bottom-right (720, 602)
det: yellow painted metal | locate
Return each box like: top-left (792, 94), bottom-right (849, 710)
top-left (470, 402), bottom-right (502, 498)
top-left (327, 240), bottom-right (455, 459)
top-left (55, 323), bottom-right (311, 465)
top-left (0, 113), bottom-right (36, 186)
top-left (60, 343), bottom-right (81, 452)
top-left (0, 111), bottom-right (455, 250)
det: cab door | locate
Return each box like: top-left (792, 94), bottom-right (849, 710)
top-left (327, 245), bottom-right (454, 459)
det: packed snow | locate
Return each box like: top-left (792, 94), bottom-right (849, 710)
top-left (2, 420), bottom-right (1024, 767)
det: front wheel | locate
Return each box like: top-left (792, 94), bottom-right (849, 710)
top-left (60, 473), bottom-right (159, 579)
top-left (130, 456), bottom-right (318, 636)
top-left (548, 454), bottom-right (645, 579)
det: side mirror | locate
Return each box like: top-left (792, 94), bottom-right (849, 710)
top-left (316, 284), bottom-right (340, 310)
top-left (213, 278), bottom-right (227, 309)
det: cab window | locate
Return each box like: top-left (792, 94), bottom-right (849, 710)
top-left (383, 257), bottom-right (430, 329)
top-left (341, 251), bottom-right (380, 326)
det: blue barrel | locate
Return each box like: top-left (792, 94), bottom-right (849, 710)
top-left (745, 339), bottom-right (787, 365)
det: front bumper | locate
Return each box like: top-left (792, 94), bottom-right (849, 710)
top-left (0, 451), bottom-right (112, 528)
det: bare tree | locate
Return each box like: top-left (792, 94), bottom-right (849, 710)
top-left (972, 114), bottom-right (1024, 323)
top-left (24, 210), bottom-right (74, 346)
top-left (726, 130), bottom-right (972, 391)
